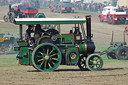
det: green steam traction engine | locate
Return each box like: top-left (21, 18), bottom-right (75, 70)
top-left (14, 16), bottom-right (103, 71)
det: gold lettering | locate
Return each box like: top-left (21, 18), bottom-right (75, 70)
top-left (0, 37), bottom-right (10, 42)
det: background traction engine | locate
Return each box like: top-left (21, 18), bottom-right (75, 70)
top-left (14, 16), bottom-right (103, 71)
top-left (0, 34), bottom-right (15, 55)
top-left (4, 4), bottom-right (45, 23)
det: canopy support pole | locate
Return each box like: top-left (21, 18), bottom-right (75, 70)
top-left (19, 24), bottom-right (23, 41)
top-left (57, 24), bottom-right (60, 33)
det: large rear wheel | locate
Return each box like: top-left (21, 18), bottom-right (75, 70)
top-left (9, 12), bottom-right (15, 23)
top-left (32, 43), bottom-right (62, 71)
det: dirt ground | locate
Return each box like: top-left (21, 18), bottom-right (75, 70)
top-left (0, 6), bottom-right (128, 85)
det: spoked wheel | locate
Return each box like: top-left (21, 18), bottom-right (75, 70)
top-left (78, 55), bottom-right (88, 71)
top-left (9, 12), bottom-right (15, 23)
top-left (32, 43), bottom-right (62, 72)
top-left (86, 54), bottom-right (103, 71)
top-left (3, 15), bottom-right (8, 22)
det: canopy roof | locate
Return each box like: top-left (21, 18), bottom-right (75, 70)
top-left (14, 18), bottom-right (86, 25)
top-left (11, 3), bottom-right (22, 8)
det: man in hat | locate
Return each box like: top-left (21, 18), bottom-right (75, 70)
top-left (25, 25), bottom-right (34, 45)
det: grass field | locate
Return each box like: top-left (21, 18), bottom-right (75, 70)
top-left (1, 6), bottom-right (128, 85)
top-left (0, 8), bottom-right (128, 67)
top-left (0, 45), bottom-right (128, 68)
top-left (0, 54), bottom-right (17, 66)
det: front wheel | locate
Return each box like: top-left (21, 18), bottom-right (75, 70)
top-left (3, 15), bottom-right (8, 22)
top-left (86, 53), bottom-right (103, 71)
top-left (78, 55), bottom-right (88, 71)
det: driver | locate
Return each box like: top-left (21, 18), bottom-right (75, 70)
top-left (25, 25), bottom-right (34, 45)
top-left (34, 24), bottom-right (45, 42)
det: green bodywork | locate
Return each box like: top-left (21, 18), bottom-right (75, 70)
top-left (16, 34), bottom-right (83, 65)
top-left (56, 34), bottom-right (75, 44)
top-left (14, 17), bottom-right (103, 71)
top-left (15, 20), bottom-right (85, 25)
top-left (14, 18), bottom-right (87, 66)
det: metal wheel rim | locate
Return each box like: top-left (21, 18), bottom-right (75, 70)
top-left (86, 54), bottom-right (103, 71)
top-left (4, 15), bottom-right (8, 22)
top-left (78, 55), bottom-right (87, 71)
top-left (32, 43), bottom-right (62, 72)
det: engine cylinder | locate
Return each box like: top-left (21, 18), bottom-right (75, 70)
top-left (77, 41), bottom-right (95, 54)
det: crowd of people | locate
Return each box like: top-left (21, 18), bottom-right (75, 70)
top-left (0, 0), bottom-right (112, 13)
top-left (74, 2), bottom-right (128, 13)
top-left (0, 0), bottom-right (9, 6)
top-left (42, 1), bottom-right (128, 13)
top-left (1, 0), bottom-right (128, 13)
top-left (74, 2), bottom-right (107, 13)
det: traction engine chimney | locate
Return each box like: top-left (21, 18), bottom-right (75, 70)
top-left (86, 15), bottom-right (92, 41)
top-left (9, 4), bottom-right (11, 12)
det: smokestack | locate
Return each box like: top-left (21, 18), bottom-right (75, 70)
top-left (86, 15), bottom-right (92, 41)
top-left (9, 4), bottom-right (11, 12)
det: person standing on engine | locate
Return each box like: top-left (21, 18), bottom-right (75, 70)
top-left (25, 25), bottom-right (34, 45)
top-left (25, 25), bottom-right (34, 39)
top-left (34, 24), bottom-right (42, 42)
